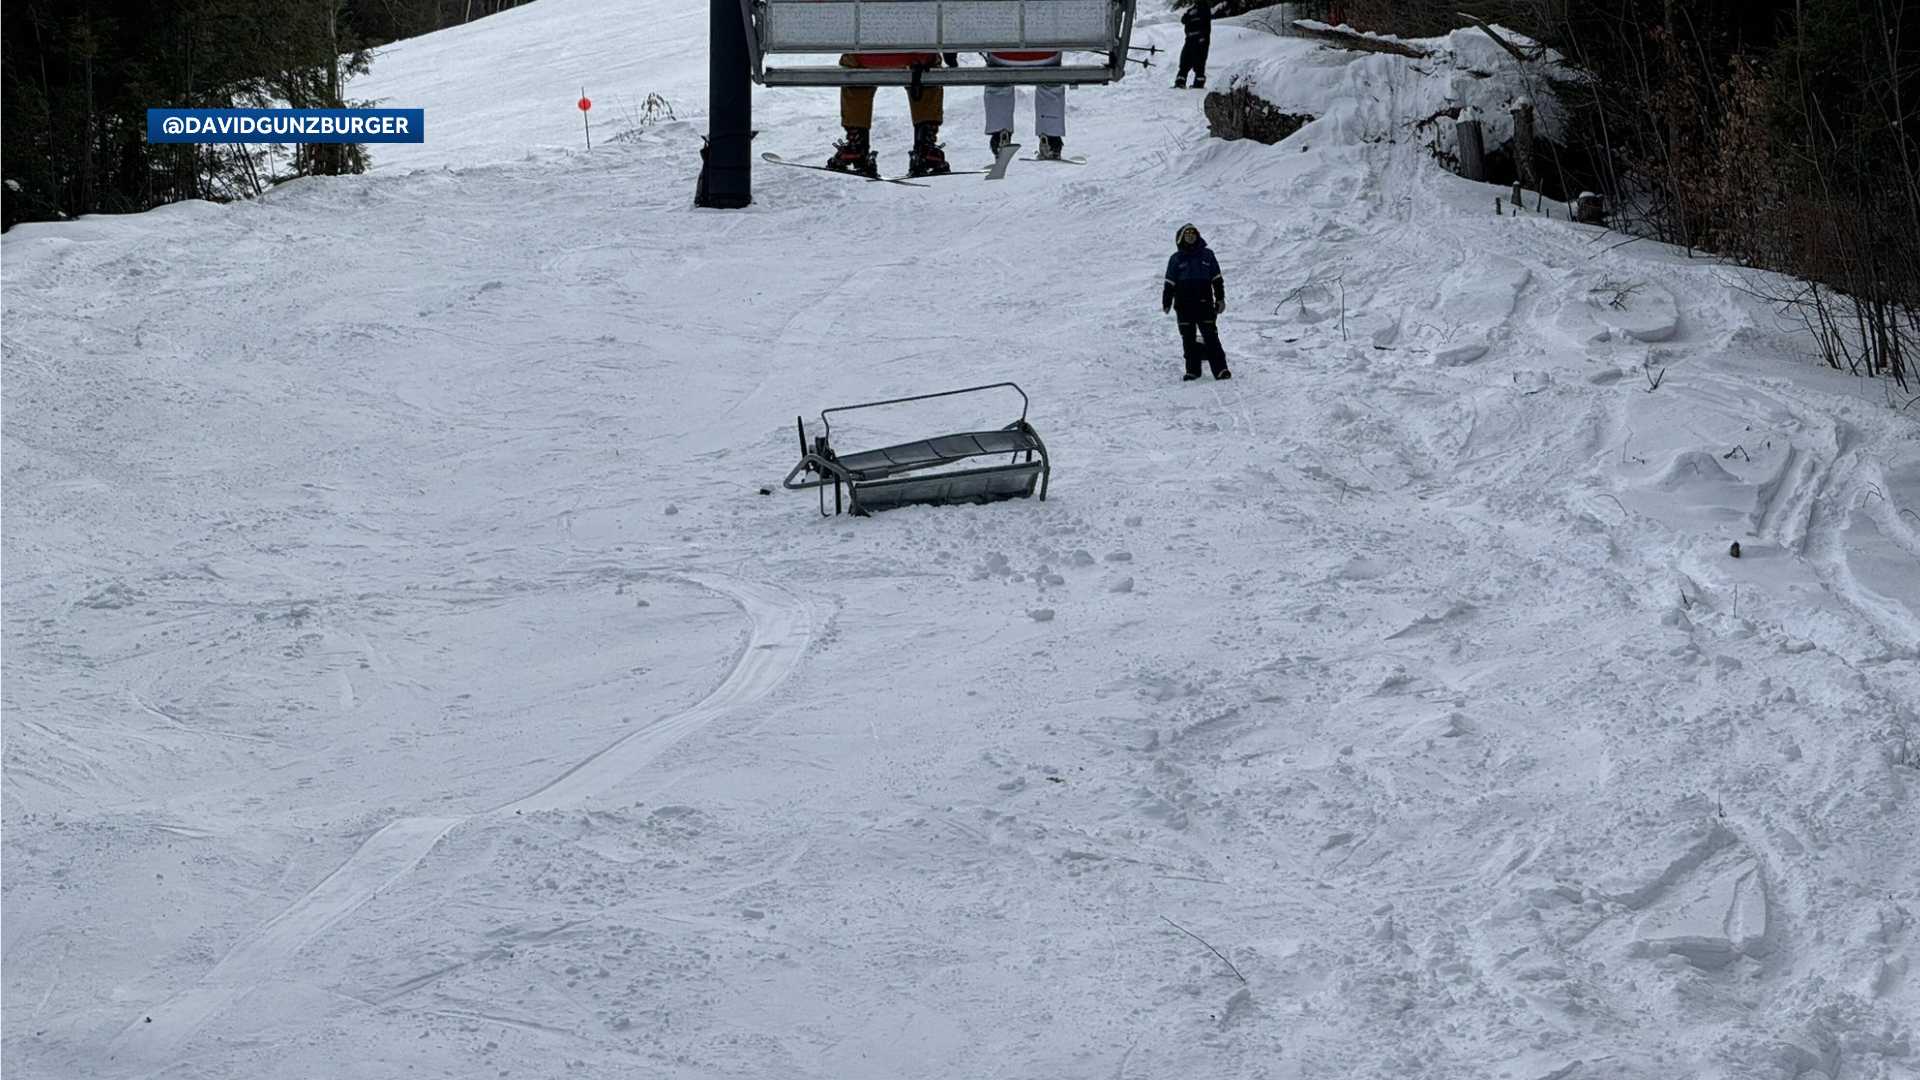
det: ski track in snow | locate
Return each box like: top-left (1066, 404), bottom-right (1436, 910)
top-left (100, 570), bottom-right (810, 1073)
top-left (5, 5), bottom-right (1920, 1080)
top-left (103, 815), bottom-right (466, 1066)
top-left (497, 572), bottom-right (812, 815)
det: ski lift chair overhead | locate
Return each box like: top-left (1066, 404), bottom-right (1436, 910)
top-left (782, 383), bottom-right (1051, 516)
top-left (743, 0), bottom-right (1138, 87)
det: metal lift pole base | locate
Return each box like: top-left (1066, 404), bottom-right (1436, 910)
top-left (697, 0), bottom-right (752, 208)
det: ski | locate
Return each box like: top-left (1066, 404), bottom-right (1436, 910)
top-left (761, 152), bottom-right (992, 187)
top-left (911, 167), bottom-right (992, 180)
top-left (1027, 155), bottom-right (1088, 165)
top-left (985, 142), bottom-right (1022, 181)
top-left (762, 152), bottom-right (930, 187)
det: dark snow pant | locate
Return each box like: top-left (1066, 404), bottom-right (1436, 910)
top-left (1178, 35), bottom-right (1211, 84)
top-left (1178, 315), bottom-right (1228, 377)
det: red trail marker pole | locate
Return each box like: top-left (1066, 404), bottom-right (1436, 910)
top-left (578, 89), bottom-right (593, 150)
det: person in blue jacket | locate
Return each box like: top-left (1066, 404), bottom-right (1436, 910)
top-left (1175, 1), bottom-right (1226, 88)
top-left (1162, 223), bottom-right (1232, 380)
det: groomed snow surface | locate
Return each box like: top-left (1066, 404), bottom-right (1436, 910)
top-left (5, 3), bottom-right (1919, 1078)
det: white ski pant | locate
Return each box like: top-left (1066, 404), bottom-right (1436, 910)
top-left (983, 55), bottom-right (1066, 138)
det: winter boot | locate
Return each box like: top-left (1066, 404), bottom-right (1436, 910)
top-left (1037, 135), bottom-right (1064, 161)
top-left (908, 122), bottom-right (952, 177)
top-left (826, 127), bottom-right (879, 178)
top-left (1182, 372), bottom-right (1202, 381)
top-left (1193, 75), bottom-right (1207, 89)
top-left (1173, 74), bottom-right (1187, 89)
top-left (989, 129), bottom-right (1014, 156)
top-left (1214, 368), bottom-right (1232, 379)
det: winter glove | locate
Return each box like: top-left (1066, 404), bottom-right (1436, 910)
top-left (1163, 302), bottom-right (1172, 314)
top-left (1215, 297), bottom-right (1226, 315)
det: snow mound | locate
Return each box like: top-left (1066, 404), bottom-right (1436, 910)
top-left (1432, 255), bottom-right (1530, 365)
top-left (1555, 273), bottom-right (1681, 344)
top-left (1630, 854), bottom-right (1772, 969)
top-left (1652, 450), bottom-right (1742, 493)
top-left (1220, 26), bottom-right (1569, 158)
top-left (1590, 807), bottom-right (1734, 909)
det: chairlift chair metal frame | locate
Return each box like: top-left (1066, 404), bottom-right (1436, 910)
top-left (742, 0), bottom-right (1138, 87)
top-left (700, 0), bottom-right (1138, 205)
top-left (782, 382), bottom-right (1052, 516)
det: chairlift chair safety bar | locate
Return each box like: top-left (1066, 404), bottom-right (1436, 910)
top-left (742, 0), bottom-right (1138, 86)
top-left (782, 382), bottom-right (1052, 517)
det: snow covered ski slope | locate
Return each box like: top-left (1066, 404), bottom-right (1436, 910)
top-left (5, 2), bottom-right (1919, 1078)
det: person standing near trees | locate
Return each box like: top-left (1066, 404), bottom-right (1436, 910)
top-left (1175, 0), bottom-right (1227, 88)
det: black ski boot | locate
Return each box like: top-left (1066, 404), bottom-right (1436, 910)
top-left (989, 129), bottom-right (1014, 156)
top-left (1173, 74), bottom-right (1187, 89)
top-left (1037, 135), bottom-right (1065, 161)
top-left (1193, 75), bottom-right (1207, 89)
top-left (909, 122), bottom-right (952, 177)
top-left (826, 127), bottom-right (879, 178)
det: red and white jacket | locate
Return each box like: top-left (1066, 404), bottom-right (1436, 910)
top-left (843, 52), bottom-right (941, 69)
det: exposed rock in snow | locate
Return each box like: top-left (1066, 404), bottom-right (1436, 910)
top-left (1202, 82), bottom-right (1314, 144)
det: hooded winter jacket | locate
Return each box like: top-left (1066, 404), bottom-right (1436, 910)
top-left (1181, 3), bottom-right (1218, 40)
top-left (1163, 223), bottom-right (1226, 317)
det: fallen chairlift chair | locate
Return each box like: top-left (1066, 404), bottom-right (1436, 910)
top-left (783, 383), bottom-right (1051, 516)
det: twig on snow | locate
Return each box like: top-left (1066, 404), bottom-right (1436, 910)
top-left (1161, 915), bottom-right (1247, 984)
top-left (1596, 278), bottom-right (1645, 309)
top-left (1454, 11), bottom-right (1542, 64)
top-left (1288, 20), bottom-right (1432, 58)
top-left (1589, 235), bottom-right (1643, 259)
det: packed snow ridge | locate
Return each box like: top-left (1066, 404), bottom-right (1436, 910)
top-left (4, 2), bottom-right (1917, 1079)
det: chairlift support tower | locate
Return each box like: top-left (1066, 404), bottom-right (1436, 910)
top-left (698, 0), bottom-right (1139, 206)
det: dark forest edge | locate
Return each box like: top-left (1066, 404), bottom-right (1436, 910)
top-left (1242, 0), bottom-right (1917, 390)
top-left (1, 0), bottom-right (536, 231)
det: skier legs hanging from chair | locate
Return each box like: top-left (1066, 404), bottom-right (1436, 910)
top-left (827, 53), bottom-right (953, 178)
top-left (982, 52), bottom-right (1068, 161)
